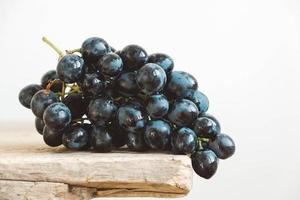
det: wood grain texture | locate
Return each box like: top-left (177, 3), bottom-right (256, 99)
top-left (0, 122), bottom-right (193, 199)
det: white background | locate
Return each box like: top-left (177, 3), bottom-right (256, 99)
top-left (1, 0), bottom-right (300, 199)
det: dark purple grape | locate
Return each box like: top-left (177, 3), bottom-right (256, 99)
top-left (57, 54), bottom-right (84, 83)
top-left (127, 132), bottom-right (148, 151)
top-left (30, 90), bottom-right (59, 118)
top-left (108, 122), bottom-right (127, 148)
top-left (41, 70), bottom-right (57, 87)
top-left (167, 99), bottom-right (199, 126)
top-left (19, 84), bottom-right (43, 109)
top-left (166, 71), bottom-right (198, 98)
top-left (35, 117), bottom-right (45, 135)
top-left (208, 133), bottom-right (235, 159)
top-left (117, 106), bottom-right (145, 133)
top-left (120, 44), bottom-right (147, 71)
top-left (63, 93), bottom-right (87, 120)
top-left (43, 126), bottom-right (63, 147)
top-left (146, 94), bottom-right (169, 119)
top-left (87, 97), bottom-right (117, 126)
top-left (90, 125), bottom-right (113, 152)
top-left (171, 127), bottom-right (198, 155)
top-left (98, 53), bottom-right (123, 77)
top-left (192, 150), bottom-right (219, 179)
top-left (81, 73), bottom-right (106, 96)
top-left (62, 124), bottom-right (90, 150)
top-left (82, 123), bottom-right (93, 149)
top-left (115, 72), bottom-right (139, 97)
top-left (81, 37), bottom-right (110, 62)
top-left (147, 53), bottom-right (174, 74)
top-left (40, 70), bottom-right (63, 92)
top-left (193, 115), bottom-right (220, 139)
top-left (43, 102), bottom-right (71, 131)
top-left (184, 90), bottom-right (209, 113)
top-left (144, 120), bottom-right (172, 150)
top-left (136, 63), bottom-right (167, 95)
top-left (200, 113), bottom-right (221, 128)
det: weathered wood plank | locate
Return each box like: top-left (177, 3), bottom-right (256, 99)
top-left (0, 180), bottom-right (96, 200)
top-left (0, 122), bottom-right (193, 199)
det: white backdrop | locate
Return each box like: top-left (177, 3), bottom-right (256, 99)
top-left (1, 0), bottom-right (300, 199)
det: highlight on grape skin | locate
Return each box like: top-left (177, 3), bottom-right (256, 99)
top-left (18, 36), bottom-right (236, 179)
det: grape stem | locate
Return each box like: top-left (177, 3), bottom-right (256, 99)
top-left (42, 36), bottom-right (66, 58)
top-left (197, 139), bottom-right (204, 151)
top-left (66, 48), bottom-right (81, 54)
top-left (61, 81), bottom-right (66, 101)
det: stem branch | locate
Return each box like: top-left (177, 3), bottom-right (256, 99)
top-left (66, 48), bottom-right (81, 54)
top-left (42, 36), bottom-right (66, 58)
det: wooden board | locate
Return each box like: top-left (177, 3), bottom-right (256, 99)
top-left (0, 122), bottom-right (192, 199)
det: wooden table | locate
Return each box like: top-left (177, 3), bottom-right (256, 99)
top-left (0, 122), bottom-right (192, 199)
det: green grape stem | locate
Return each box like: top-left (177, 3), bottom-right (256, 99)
top-left (42, 36), bottom-right (66, 59)
top-left (61, 81), bottom-right (66, 101)
top-left (197, 137), bottom-right (210, 151)
top-left (66, 48), bottom-right (81, 54)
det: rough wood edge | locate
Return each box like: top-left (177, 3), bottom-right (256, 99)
top-left (0, 180), bottom-right (186, 199)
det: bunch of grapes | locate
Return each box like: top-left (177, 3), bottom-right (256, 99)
top-left (19, 36), bottom-right (235, 179)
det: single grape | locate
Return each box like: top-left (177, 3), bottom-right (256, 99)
top-left (62, 124), bottom-right (90, 150)
top-left (166, 71), bottom-right (198, 98)
top-left (63, 93), bottom-right (87, 120)
top-left (191, 150), bottom-right (219, 179)
top-left (98, 53), bottom-right (123, 77)
top-left (43, 102), bottom-right (71, 131)
top-left (82, 123), bottom-right (93, 149)
top-left (117, 106), bottom-right (145, 133)
top-left (147, 53), bottom-right (174, 74)
top-left (90, 125), bottom-right (113, 152)
top-left (30, 90), bottom-right (58, 118)
top-left (201, 113), bottom-right (221, 128)
top-left (127, 132), bottom-right (148, 151)
top-left (146, 94), bottom-right (169, 119)
top-left (115, 72), bottom-right (139, 97)
top-left (57, 54), bottom-right (84, 83)
top-left (184, 90), bottom-right (209, 113)
top-left (144, 120), bottom-right (172, 150)
top-left (167, 99), bottom-right (199, 126)
top-left (193, 115), bottom-right (220, 139)
top-left (87, 97), bottom-right (117, 126)
top-left (171, 127), bottom-right (198, 155)
top-left (208, 133), bottom-right (235, 159)
top-left (108, 122), bottom-right (127, 148)
top-left (120, 44), bottom-right (147, 71)
top-left (136, 63), bottom-right (167, 95)
top-left (35, 117), bottom-right (45, 135)
top-left (81, 73), bottom-right (106, 96)
top-left (40, 70), bottom-right (63, 92)
top-left (43, 126), bottom-right (64, 147)
top-left (41, 70), bottom-right (57, 87)
top-left (19, 84), bottom-right (43, 109)
top-left (81, 37), bottom-right (110, 62)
